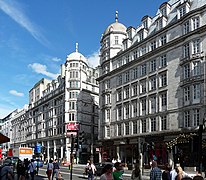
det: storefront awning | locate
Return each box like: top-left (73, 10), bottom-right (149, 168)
top-left (0, 133), bottom-right (10, 144)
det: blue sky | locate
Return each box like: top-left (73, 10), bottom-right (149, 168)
top-left (0, 0), bottom-right (165, 118)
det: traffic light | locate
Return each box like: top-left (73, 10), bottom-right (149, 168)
top-left (79, 131), bottom-right (85, 144)
top-left (74, 137), bottom-right (79, 151)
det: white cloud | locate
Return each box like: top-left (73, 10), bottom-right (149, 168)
top-left (9, 90), bottom-right (24, 97)
top-left (28, 63), bottom-right (59, 79)
top-left (51, 57), bottom-right (61, 62)
top-left (0, 0), bottom-right (49, 46)
top-left (87, 50), bottom-right (100, 68)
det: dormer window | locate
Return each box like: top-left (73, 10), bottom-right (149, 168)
top-left (156, 16), bottom-right (167, 31)
top-left (143, 20), bottom-right (148, 29)
top-left (159, 2), bottom-right (171, 17)
top-left (177, 1), bottom-right (191, 19)
top-left (141, 15), bottom-right (152, 29)
top-left (161, 7), bottom-right (167, 17)
top-left (180, 6), bottom-right (186, 17)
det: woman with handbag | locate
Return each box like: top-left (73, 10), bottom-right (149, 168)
top-left (46, 159), bottom-right (54, 180)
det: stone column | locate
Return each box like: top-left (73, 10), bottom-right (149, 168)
top-left (47, 141), bottom-right (50, 160)
top-left (116, 145), bottom-right (120, 162)
top-left (53, 140), bottom-right (57, 160)
top-left (60, 139), bottom-right (64, 160)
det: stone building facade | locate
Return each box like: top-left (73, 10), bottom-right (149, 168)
top-left (98, 0), bottom-right (206, 168)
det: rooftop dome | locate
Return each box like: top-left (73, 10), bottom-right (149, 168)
top-left (103, 11), bottom-right (127, 36)
top-left (66, 43), bottom-right (87, 63)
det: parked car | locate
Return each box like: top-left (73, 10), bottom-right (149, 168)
top-left (95, 162), bottom-right (113, 176)
top-left (34, 159), bottom-right (43, 167)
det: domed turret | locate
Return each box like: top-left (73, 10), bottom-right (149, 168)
top-left (66, 43), bottom-right (87, 63)
top-left (103, 11), bottom-right (127, 37)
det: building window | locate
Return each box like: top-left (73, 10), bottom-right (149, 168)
top-left (117, 105), bottom-right (122, 120)
top-left (179, 6), bottom-right (186, 18)
top-left (118, 124), bottom-right (121, 136)
top-left (184, 111), bottom-right (190, 127)
top-left (133, 51), bottom-right (138, 60)
top-left (140, 80), bottom-right (146, 94)
top-left (115, 36), bottom-right (118, 45)
top-left (125, 71), bottom-right (130, 82)
top-left (184, 86), bottom-right (190, 102)
top-left (150, 96), bottom-right (156, 113)
top-left (124, 103), bottom-right (130, 119)
top-left (118, 75), bottom-right (122, 85)
top-left (156, 19), bottom-right (163, 30)
top-left (106, 94), bottom-right (111, 104)
top-left (159, 73), bottom-right (167, 87)
top-left (160, 35), bottom-right (167, 46)
top-left (150, 59), bottom-right (156, 72)
top-left (161, 7), bottom-right (167, 16)
top-left (151, 117), bottom-right (156, 132)
top-left (142, 119), bottom-right (146, 133)
top-left (141, 63), bottom-right (147, 76)
top-left (141, 98), bottom-right (146, 112)
top-left (132, 101), bottom-right (137, 117)
top-left (124, 86), bottom-right (130, 99)
top-left (193, 109), bottom-right (200, 126)
top-left (161, 92), bottom-right (167, 107)
top-left (117, 89), bottom-right (122, 102)
top-left (192, 39), bottom-right (200, 54)
top-left (105, 126), bottom-right (110, 137)
top-left (183, 43), bottom-right (190, 58)
top-left (143, 20), bottom-right (148, 29)
top-left (192, 17), bottom-right (199, 30)
top-left (160, 55), bottom-right (167, 68)
top-left (150, 41), bottom-right (156, 51)
top-left (133, 67), bottom-right (138, 79)
top-left (133, 121), bottom-right (137, 134)
top-left (193, 84), bottom-right (200, 100)
top-left (132, 83), bottom-right (138, 97)
top-left (161, 116), bottom-right (167, 130)
top-left (141, 46), bottom-right (146, 55)
top-left (125, 122), bottom-right (129, 135)
top-left (149, 76), bottom-right (156, 91)
top-left (183, 20), bottom-right (190, 34)
top-left (106, 109), bottom-right (110, 120)
top-left (139, 31), bottom-right (144, 41)
top-left (192, 61), bottom-right (200, 76)
top-left (183, 64), bottom-right (190, 79)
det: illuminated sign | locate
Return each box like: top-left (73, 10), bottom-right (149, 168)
top-left (66, 123), bottom-right (80, 131)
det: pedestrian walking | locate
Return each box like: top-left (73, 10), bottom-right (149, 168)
top-left (28, 159), bottom-right (36, 180)
top-left (162, 163), bottom-right (171, 180)
top-left (19, 161), bottom-right (26, 180)
top-left (131, 163), bottom-right (142, 180)
top-left (112, 162), bottom-right (123, 180)
top-left (175, 166), bottom-right (184, 180)
top-left (100, 163), bottom-right (113, 180)
top-left (150, 161), bottom-right (162, 180)
top-left (0, 162), bottom-right (14, 180)
top-left (52, 159), bottom-right (60, 180)
top-left (46, 159), bottom-right (54, 180)
top-left (85, 161), bottom-right (96, 180)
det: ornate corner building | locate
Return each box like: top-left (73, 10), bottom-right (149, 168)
top-left (98, 0), bottom-right (206, 168)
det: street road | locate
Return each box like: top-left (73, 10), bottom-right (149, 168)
top-left (37, 165), bottom-right (134, 180)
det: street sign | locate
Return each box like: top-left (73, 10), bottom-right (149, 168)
top-left (66, 123), bottom-right (80, 131)
top-left (66, 132), bottom-right (77, 137)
